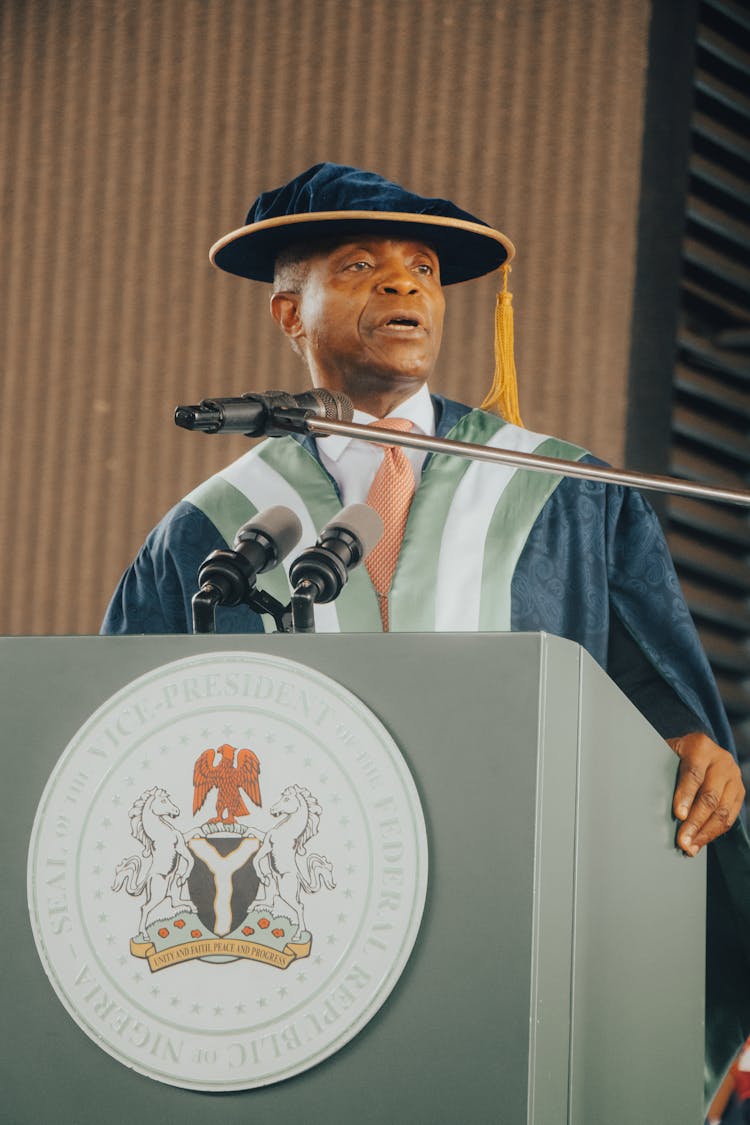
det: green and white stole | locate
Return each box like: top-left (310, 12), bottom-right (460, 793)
top-left (186, 410), bottom-right (587, 633)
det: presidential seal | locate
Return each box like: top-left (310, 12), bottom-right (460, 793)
top-left (27, 652), bottom-right (428, 1091)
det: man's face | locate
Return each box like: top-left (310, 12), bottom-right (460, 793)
top-left (273, 236), bottom-right (446, 411)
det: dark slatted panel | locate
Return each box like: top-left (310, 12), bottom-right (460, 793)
top-left (668, 0), bottom-right (750, 757)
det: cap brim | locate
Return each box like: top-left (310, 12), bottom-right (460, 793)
top-left (209, 211), bottom-right (515, 286)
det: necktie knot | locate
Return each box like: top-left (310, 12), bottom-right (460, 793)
top-left (370, 417), bottom-right (414, 431)
top-left (364, 417), bottom-right (415, 631)
top-left (368, 416), bottom-right (414, 445)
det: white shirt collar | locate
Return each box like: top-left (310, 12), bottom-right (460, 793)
top-left (317, 382), bottom-right (436, 464)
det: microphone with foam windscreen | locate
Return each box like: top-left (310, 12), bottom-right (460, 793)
top-left (175, 388), bottom-right (354, 437)
top-left (192, 506), bottom-right (303, 633)
top-left (288, 504), bottom-right (384, 632)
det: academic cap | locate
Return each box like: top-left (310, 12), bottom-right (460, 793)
top-left (209, 163), bottom-right (523, 424)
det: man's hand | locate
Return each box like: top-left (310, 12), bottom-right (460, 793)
top-left (667, 732), bottom-right (745, 856)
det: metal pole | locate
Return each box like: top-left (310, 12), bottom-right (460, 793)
top-left (307, 418), bottom-right (750, 508)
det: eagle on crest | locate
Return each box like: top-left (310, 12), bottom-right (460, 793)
top-left (192, 744), bottom-right (262, 825)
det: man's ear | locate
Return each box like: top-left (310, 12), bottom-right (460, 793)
top-left (270, 291), bottom-right (305, 342)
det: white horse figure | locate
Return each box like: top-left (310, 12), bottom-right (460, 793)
top-left (112, 787), bottom-right (194, 937)
top-left (253, 784), bottom-right (335, 939)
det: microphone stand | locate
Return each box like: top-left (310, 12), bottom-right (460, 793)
top-left (191, 584), bottom-right (293, 634)
top-left (297, 419), bottom-right (750, 509)
top-left (290, 582), bottom-right (317, 633)
top-left (191, 581), bottom-right (317, 635)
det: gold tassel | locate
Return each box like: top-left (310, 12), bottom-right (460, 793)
top-left (480, 263), bottom-right (524, 427)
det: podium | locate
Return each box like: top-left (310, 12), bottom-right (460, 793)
top-left (3, 633), bottom-right (705, 1123)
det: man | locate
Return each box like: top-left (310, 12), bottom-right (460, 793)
top-left (102, 163), bottom-right (750, 1089)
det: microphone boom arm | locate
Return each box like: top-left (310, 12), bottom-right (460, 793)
top-left (300, 418), bottom-right (750, 509)
top-left (174, 391), bottom-right (750, 507)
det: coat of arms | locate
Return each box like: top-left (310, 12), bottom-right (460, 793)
top-left (112, 744), bottom-right (335, 971)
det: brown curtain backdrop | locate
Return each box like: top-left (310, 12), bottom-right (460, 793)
top-left (0, 0), bottom-right (651, 635)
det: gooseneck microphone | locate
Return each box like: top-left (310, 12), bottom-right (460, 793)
top-left (288, 504), bottom-right (384, 632)
top-left (175, 388), bottom-right (354, 437)
top-left (192, 506), bottom-right (303, 633)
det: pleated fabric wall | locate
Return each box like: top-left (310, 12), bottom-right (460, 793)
top-left (0, 0), bottom-right (651, 634)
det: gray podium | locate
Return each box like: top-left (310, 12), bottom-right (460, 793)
top-left (2, 633), bottom-right (705, 1124)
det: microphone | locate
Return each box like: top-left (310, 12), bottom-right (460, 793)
top-left (196, 506), bottom-right (303, 608)
top-left (174, 388), bottom-right (354, 436)
top-left (288, 504), bottom-right (383, 605)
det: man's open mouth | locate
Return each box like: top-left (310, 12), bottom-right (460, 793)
top-left (378, 314), bottom-right (424, 330)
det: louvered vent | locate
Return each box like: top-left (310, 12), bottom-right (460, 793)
top-left (668, 0), bottom-right (750, 759)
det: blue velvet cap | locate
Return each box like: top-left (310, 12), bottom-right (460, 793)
top-left (209, 163), bottom-right (514, 286)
